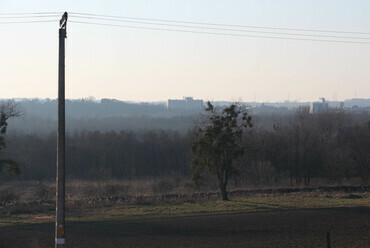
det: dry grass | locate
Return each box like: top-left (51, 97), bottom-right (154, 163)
top-left (1, 192), bottom-right (369, 226)
top-left (0, 180), bottom-right (369, 247)
top-left (0, 178), bottom-right (368, 217)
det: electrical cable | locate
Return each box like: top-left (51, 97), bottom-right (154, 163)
top-left (0, 12), bottom-right (62, 15)
top-left (0, 20), bottom-right (58, 24)
top-left (69, 11), bottom-right (370, 35)
top-left (69, 20), bottom-right (370, 45)
top-left (69, 15), bottom-right (370, 40)
top-left (0, 12), bottom-right (61, 24)
top-left (1, 11), bottom-right (369, 44)
top-left (0, 15), bottom-right (60, 19)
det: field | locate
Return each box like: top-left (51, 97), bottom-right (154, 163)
top-left (0, 190), bottom-right (369, 248)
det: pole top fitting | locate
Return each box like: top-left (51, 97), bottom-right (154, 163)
top-left (59, 12), bottom-right (68, 29)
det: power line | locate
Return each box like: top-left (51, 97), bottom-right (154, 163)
top-left (2, 11), bottom-right (370, 37)
top-left (69, 15), bottom-right (370, 41)
top-left (70, 11), bottom-right (370, 36)
top-left (0, 12), bottom-right (62, 15)
top-left (0, 15), bottom-right (60, 19)
top-left (1, 11), bottom-right (369, 44)
top-left (0, 20), bottom-right (58, 24)
top-left (69, 20), bottom-right (370, 45)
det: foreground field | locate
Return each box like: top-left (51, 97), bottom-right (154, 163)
top-left (0, 194), bottom-right (369, 247)
top-left (1, 207), bottom-right (369, 248)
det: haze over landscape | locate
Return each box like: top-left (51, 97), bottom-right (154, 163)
top-left (1, 1), bottom-right (370, 248)
top-left (1, 0), bottom-right (370, 102)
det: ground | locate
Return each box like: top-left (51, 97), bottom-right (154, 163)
top-left (0, 194), bottom-right (369, 247)
top-left (1, 207), bottom-right (369, 248)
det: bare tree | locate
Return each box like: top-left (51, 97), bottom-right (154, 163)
top-left (190, 102), bottom-right (252, 201)
top-left (0, 101), bottom-right (22, 177)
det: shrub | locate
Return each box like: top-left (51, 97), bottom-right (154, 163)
top-left (151, 179), bottom-right (174, 193)
top-left (247, 161), bottom-right (277, 186)
top-left (35, 185), bottom-right (54, 201)
top-left (0, 187), bottom-right (19, 205)
top-left (104, 184), bottom-right (130, 196)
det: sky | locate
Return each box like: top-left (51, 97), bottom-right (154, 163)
top-left (1, 0), bottom-right (370, 102)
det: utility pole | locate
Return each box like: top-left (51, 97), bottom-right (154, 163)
top-left (56, 11), bottom-right (67, 248)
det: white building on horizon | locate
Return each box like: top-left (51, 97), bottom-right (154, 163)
top-left (167, 97), bottom-right (204, 110)
top-left (310, 98), bottom-right (329, 114)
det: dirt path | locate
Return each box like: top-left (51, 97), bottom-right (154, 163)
top-left (1, 207), bottom-right (369, 248)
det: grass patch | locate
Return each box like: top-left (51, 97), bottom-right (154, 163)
top-left (1, 194), bottom-right (369, 226)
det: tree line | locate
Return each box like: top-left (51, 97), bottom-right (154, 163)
top-left (1, 108), bottom-right (369, 185)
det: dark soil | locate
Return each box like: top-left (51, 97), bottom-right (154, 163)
top-left (0, 207), bottom-right (369, 248)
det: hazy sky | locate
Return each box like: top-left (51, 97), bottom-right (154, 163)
top-left (1, 0), bottom-right (370, 102)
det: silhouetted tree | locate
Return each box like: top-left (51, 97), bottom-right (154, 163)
top-left (0, 101), bottom-right (21, 177)
top-left (190, 102), bottom-right (252, 200)
top-left (338, 121), bottom-right (370, 183)
top-left (2, 104), bottom-right (368, 184)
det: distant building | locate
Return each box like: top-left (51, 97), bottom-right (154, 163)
top-left (310, 98), bottom-right (329, 114)
top-left (167, 97), bottom-right (204, 110)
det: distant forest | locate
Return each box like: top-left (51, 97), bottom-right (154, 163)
top-left (4, 98), bottom-right (199, 135)
top-left (3, 98), bottom-right (370, 135)
top-left (1, 99), bottom-right (369, 185)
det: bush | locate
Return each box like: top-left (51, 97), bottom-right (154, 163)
top-left (104, 184), bottom-right (130, 196)
top-left (184, 181), bottom-right (196, 190)
top-left (247, 161), bottom-right (277, 186)
top-left (0, 187), bottom-right (19, 205)
top-left (151, 179), bottom-right (174, 193)
top-left (35, 185), bottom-right (54, 201)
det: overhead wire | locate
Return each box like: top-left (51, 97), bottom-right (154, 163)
top-left (1, 11), bottom-right (370, 44)
top-left (0, 15), bottom-right (60, 19)
top-left (69, 11), bottom-right (370, 36)
top-left (0, 20), bottom-right (59, 24)
top-left (0, 12), bottom-right (63, 15)
top-left (69, 14), bottom-right (370, 41)
top-left (69, 20), bottom-right (370, 45)
top-left (0, 12), bottom-right (60, 24)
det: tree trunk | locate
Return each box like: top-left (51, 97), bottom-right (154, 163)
top-left (220, 183), bottom-right (228, 201)
top-left (290, 173), bottom-right (293, 187)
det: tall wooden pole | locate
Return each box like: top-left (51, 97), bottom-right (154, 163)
top-left (56, 12), bottom-right (67, 248)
